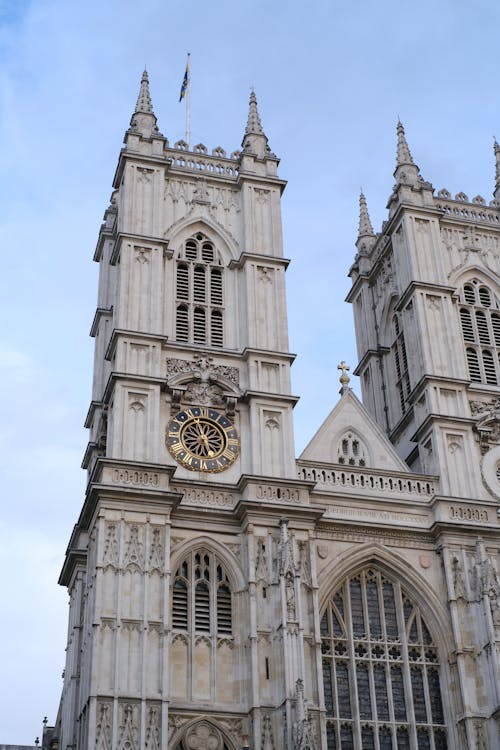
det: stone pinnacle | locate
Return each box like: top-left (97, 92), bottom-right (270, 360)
top-left (135, 69), bottom-right (154, 114)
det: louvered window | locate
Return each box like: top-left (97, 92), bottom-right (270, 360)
top-left (211, 310), bottom-right (223, 347)
top-left (459, 279), bottom-right (500, 385)
top-left (172, 579), bottom-right (188, 629)
top-left (392, 314), bottom-right (411, 417)
top-left (171, 549), bottom-right (232, 636)
top-left (176, 305), bottom-right (189, 342)
top-left (193, 307), bottom-right (206, 344)
top-left (322, 568), bottom-right (447, 749)
top-left (174, 234), bottom-right (225, 347)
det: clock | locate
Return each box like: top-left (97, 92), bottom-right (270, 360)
top-left (166, 406), bottom-right (239, 472)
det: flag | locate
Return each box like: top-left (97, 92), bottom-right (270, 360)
top-left (179, 55), bottom-right (189, 102)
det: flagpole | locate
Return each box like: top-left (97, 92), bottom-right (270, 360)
top-left (186, 52), bottom-right (191, 149)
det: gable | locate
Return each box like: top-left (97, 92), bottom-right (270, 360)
top-left (299, 389), bottom-right (410, 472)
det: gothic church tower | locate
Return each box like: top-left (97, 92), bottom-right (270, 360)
top-left (55, 72), bottom-right (310, 750)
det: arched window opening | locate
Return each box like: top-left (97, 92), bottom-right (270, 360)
top-left (391, 314), bottom-right (410, 417)
top-left (466, 348), bottom-right (481, 382)
top-left (174, 234), bottom-right (225, 347)
top-left (177, 264), bottom-right (189, 299)
top-left (459, 279), bottom-right (500, 385)
top-left (321, 568), bottom-right (447, 749)
top-left (176, 305), bottom-right (189, 342)
top-left (193, 307), bottom-right (206, 344)
top-left (172, 549), bottom-right (233, 638)
top-left (337, 432), bottom-right (368, 467)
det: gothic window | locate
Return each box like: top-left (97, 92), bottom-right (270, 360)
top-left (175, 234), bottom-right (224, 347)
top-left (321, 568), bottom-right (447, 749)
top-left (459, 279), bottom-right (500, 385)
top-left (336, 431), bottom-right (368, 467)
top-left (172, 549), bottom-right (233, 637)
top-left (391, 315), bottom-right (410, 415)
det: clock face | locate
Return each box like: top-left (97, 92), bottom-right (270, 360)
top-left (166, 406), bottom-right (239, 472)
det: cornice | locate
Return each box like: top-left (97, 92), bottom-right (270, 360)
top-left (112, 147), bottom-right (171, 189)
top-left (104, 328), bottom-right (168, 361)
top-left (395, 280), bottom-right (457, 312)
top-left (110, 232), bottom-right (171, 265)
top-left (242, 390), bottom-right (300, 406)
top-left (90, 307), bottom-right (112, 338)
top-left (228, 252), bottom-right (290, 270)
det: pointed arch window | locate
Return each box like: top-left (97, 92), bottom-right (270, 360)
top-left (392, 314), bottom-right (411, 415)
top-left (171, 549), bottom-right (234, 705)
top-left (321, 568), bottom-right (447, 749)
top-left (459, 279), bottom-right (500, 385)
top-left (175, 234), bottom-right (225, 347)
top-left (172, 549), bottom-right (233, 637)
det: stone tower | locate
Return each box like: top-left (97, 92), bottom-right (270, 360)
top-left (55, 72), bottom-right (310, 750)
top-left (49, 77), bottom-right (500, 750)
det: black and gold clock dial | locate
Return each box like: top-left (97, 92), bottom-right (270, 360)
top-left (166, 406), bottom-right (239, 472)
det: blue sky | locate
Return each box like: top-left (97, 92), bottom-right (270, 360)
top-left (1, 0), bottom-right (499, 742)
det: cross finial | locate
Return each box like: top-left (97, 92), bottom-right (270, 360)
top-left (338, 361), bottom-right (350, 394)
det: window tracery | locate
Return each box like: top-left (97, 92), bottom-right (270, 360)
top-left (336, 431), bottom-right (368, 467)
top-left (172, 549), bottom-right (233, 637)
top-left (459, 279), bottom-right (500, 385)
top-left (175, 234), bottom-right (225, 347)
top-left (321, 568), bottom-right (447, 749)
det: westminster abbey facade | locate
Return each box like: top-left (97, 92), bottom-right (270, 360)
top-left (46, 72), bottom-right (500, 749)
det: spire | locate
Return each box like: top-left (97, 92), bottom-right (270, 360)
top-left (245, 90), bottom-right (265, 136)
top-left (241, 89), bottom-right (270, 157)
top-left (356, 190), bottom-right (376, 256)
top-left (128, 69), bottom-right (160, 139)
top-left (135, 69), bottom-right (154, 114)
top-left (396, 119), bottom-right (415, 168)
top-left (358, 191), bottom-right (375, 239)
top-left (494, 137), bottom-right (500, 199)
top-left (393, 119), bottom-right (421, 187)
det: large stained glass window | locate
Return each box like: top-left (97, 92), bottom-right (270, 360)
top-left (321, 568), bottom-right (447, 749)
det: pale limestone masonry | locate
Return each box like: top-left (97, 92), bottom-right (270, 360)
top-left (48, 73), bottom-right (500, 750)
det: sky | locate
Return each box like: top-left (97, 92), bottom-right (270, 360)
top-left (0, 0), bottom-right (499, 743)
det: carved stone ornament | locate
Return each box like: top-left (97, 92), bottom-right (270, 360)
top-left (123, 524), bottom-right (145, 571)
top-left (474, 719), bottom-right (488, 750)
top-left (184, 381), bottom-right (225, 407)
top-left (278, 518), bottom-right (297, 577)
top-left (285, 571), bottom-right (296, 621)
top-left (117, 703), bottom-right (139, 750)
top-left (145, 706), bottom-right (161, 750)
top-left (184, 721), bottom-right (224, 750)
top-left (95, 702), bottom-right (112, 750)
top-left (473, 539), bottom-right (500, 632)
top-left (148, 527), bottom-right (164, 572)
top-left (262, 713), bottom-right (275, 750)
top-left (293, 679), bottom-right (317, 750)
top-left (255, 538), bottom-right (269, 582)
top-left (166, 355), bottom-right (239, 387)
top-left (166, 355), bottom-right (240, 412)
top-left (103, 522), bottom-right (120, 568)
top-left (299, 541), bottom-right (312, 587)
top-left (470, 398), bottom-right (500, 453)
top-left (451, 555), bottom-right (468, 601)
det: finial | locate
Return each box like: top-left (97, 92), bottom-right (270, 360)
top-left (358, 190), bottom-right (375, 239)
top-left (494, 136), bottom-right (500, 197)
top-left (338, 361), bottom-right (350, 395)
top-left (135, 68), bottom-right (154, 114)
top-left (43, 716), bottom-right (48, 726)
top-left (35, 739), bottom-right (39, 747)
top-left (245, 89), bottom-right (265, 137)
top-left (396, 119), bottom-right (415, 168)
